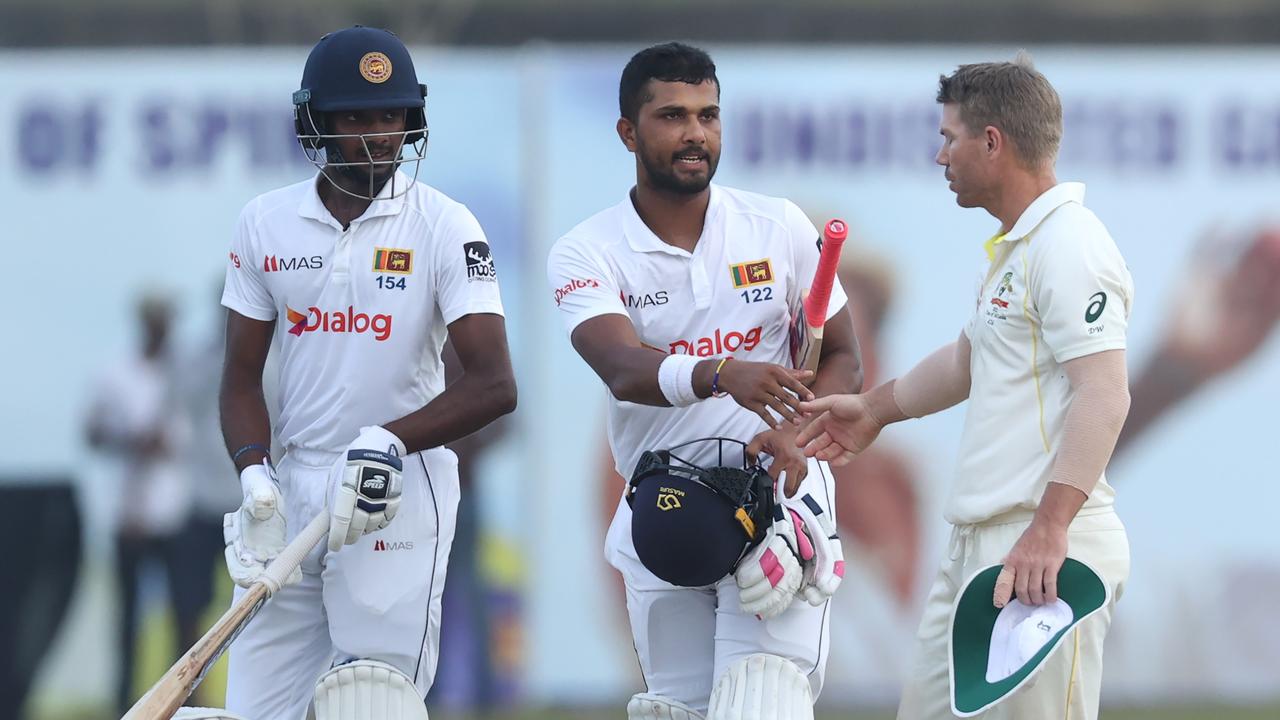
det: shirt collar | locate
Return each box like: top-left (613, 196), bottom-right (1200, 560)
top-left (298, 170), bottom-right (411, 226)
top-left (984, 182), bottom-right (1085, 261)
top-left (621, 183), bottom-right (723, 255)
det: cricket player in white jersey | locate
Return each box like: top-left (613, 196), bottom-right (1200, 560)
top-left (218, 26), bottom-right (516, 720)
top-left (548, 43), bottom-right (862, 720)
top-left (798, 56), bottom-right (1133, 719)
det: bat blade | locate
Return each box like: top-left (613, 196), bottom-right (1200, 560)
top-left (790, 219), bottom-right (849, 374)
top-left (120, 512), bottom-right (329, 720)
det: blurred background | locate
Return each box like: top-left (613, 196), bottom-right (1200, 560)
top-left (3, 1), bottom-right (1279, 719)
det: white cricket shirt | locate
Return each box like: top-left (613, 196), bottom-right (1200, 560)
top-left (222, 172), bottom-right (505, 453)
top-left (950, 182), bottom-right (1133, 525)
top-left (547, 184), bottom-right (848, 477)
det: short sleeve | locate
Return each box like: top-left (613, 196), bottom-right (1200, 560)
top-left (221, 203), bottom-right (276, 321)
top-left (433, 205), bottom-right (506, 326)
top-left (546, 237), bottom-right (627, 335)
top-left (1029, 225), bottom-right (1134, 363)
top-left (784, 201), bottom-right (848, 321)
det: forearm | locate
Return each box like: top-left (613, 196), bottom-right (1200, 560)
top-left (1045, 370), bottom-right (1131, 505)
top-left (811, 346), bottom-right (862, 399)
top-left (884, 337), bottom-right (972, 421)
top-left (220, 379), bottom-right (273, 472)
top-left (385, 371), bottom-right (517, 454)
top-left (597, 347), bottom-right (720, 406)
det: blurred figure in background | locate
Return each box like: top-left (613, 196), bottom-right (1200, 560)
top-left (171, 283), bottom-right (263, 706)
top-left (85, 293), bottom-right (194, 714)
top-left (1117, 226), bottom-right (1280, 453)
top-left (830, 249), bottom-right (920, 606)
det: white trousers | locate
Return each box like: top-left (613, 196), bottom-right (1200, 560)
top-left (897, 507), bottom-right (1130, 720)
top-left (225, 446), bottom-right (460, 720)
top-left (607, 457), bottom-right (836, 715)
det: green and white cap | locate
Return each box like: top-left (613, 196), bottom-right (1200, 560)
top-left (948, 557), bottom-right (1109, 717)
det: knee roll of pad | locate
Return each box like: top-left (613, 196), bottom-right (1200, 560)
top-left (627, 692), bottom-right (706, 720)
top-left (172, 709), bottom-right (250, 720)
top-left (707, 654), bottom-right (813, 720)
top-left (313, 659), bottom-right (428, 720)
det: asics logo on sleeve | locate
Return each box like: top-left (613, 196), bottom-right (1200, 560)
top-left (285, 305), bottom-right (393, 341)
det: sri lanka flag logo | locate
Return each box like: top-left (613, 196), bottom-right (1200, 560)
top-left (286, 306), bottom-right (308, 336)
top-left (730, 259), bottom-right (773, 288)
top-left (373, 248), bottom-right (413, 274)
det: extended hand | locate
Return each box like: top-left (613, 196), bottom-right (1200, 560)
top-left (993, 519), bottom-right (1069, 608)
top-left (716, 359), bottom-right (814, 427)
top-left (327, 426), bottom-right (406, 552)
top-left (795, 393), bottom-right (885, 465)
top-left (746, 423), bottom-right (807, 498)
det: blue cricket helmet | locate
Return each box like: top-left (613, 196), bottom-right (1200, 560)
top-left (627, 438), bottom-right (776, 587)
top-left (292, 26), bottom-right (428, 199)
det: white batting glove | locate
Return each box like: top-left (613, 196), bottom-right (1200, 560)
top-left (784, 493), bottom-right (845, 606)
top-left (223, 460), bottom-right (298, 588)
top-left (327, 426), bottom-right (406, 553)
top-left (735, 503), bottom-right (811, 619)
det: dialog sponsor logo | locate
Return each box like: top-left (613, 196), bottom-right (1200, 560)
top-left (285, 305), bottom-right (393, 342)
top-left (669, 326), bottom-right (763, 356)
top-left (554, 278), bottom-right (599, 306)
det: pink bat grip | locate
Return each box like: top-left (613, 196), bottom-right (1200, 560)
top-left (804, 219), bottom-right (848, 329)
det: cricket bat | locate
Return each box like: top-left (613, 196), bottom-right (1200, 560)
top-left (789, 218), bottom-right (849, 376)
top-left (120, 512), bottom-right (330, 720)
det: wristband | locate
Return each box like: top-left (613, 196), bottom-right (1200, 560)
top-left (232, 443), bottom-right (271, 464)
top-left (657, 354), bottom-right (701, 407)
top-left (711, 357), bottom-right (732, 398)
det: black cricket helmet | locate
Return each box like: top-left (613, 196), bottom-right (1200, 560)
top-left (627, 437), bottom-right (775, 587)
top-left (292, 25), bottom-right (429, 200)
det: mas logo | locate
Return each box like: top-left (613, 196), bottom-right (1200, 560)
top-left (729, 259), bottom-right (773, 288)
top-left (373, 539), bottom-right (414, 552)
top-left (265, 255), bottom-right (323, 273)
top-left (464, 241), bottom-right (497, 282)
top-left (285, 305), bottom-right (393, 342)
top-left (372, 248), bottom-right (413, 274)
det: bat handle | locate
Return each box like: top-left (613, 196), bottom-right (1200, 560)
top-left (804, 219), bottom-right (849, 326)
top-left (258, 513), bottom-right (329, 595)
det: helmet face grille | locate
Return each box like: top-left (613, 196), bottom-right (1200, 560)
top-left (292, 26), bottom-right (429, 200)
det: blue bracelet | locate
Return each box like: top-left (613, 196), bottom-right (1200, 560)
top-left (232, 443), bottom-right (271, 464)
top-left (711, 357), bottom-right (732, 398)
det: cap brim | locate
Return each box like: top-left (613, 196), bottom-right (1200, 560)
top-left (948, 557), bottom-right (1109, 717)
